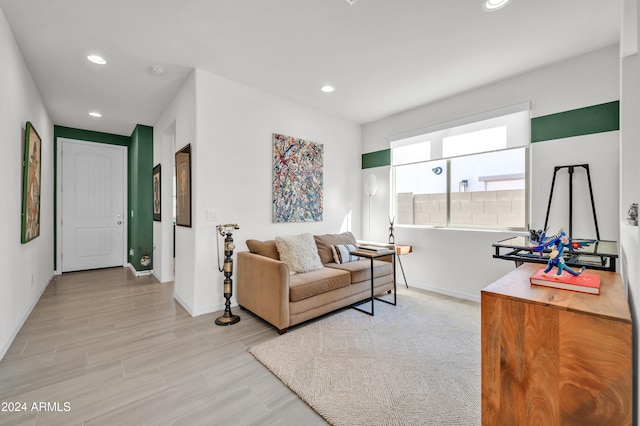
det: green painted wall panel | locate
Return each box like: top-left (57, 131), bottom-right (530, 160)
top-left (128, 125), bottom-right (154, 271)
top-left (362, 149), bottom-right (391, 169)
top-left (531, 101), bottom-right (619, 143)
top-left (54, 125), bottom-right (129, 145)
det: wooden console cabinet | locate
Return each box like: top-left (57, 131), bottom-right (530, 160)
top-left (481, 263), bottom-right (631, 425)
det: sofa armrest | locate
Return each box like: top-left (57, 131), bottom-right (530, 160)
top-left (237, 251), bottom-right (290, 331)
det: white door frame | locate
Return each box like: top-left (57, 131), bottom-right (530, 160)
top-left (56, 138), bottom-right (128, 274)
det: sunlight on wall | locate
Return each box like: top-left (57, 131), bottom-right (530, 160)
top-left (340, 209), bottom-right (352, 233)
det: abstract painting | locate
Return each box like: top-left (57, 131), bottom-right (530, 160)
top-left (272, 133), bottom-right (323, 223)
top-left (21, 121), bottom-right (41, 243)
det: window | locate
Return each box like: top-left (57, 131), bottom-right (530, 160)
top-left (391, 103), bottom-right (529, 230)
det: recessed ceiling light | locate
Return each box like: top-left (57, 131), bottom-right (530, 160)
top-left (482, 0), bottom-right (510, 11)
top-left (87, 55), bottom-right (107, 65)
top-left (321, 85), bottom-right (335, 93)
top-left (89, 112), bottom-right (102, 118)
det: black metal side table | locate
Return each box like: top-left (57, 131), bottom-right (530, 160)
top-left (349, 248), bottom-right (397, 316)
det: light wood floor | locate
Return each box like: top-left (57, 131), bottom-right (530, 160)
top-left (0, 268), bottom-right (327, 425)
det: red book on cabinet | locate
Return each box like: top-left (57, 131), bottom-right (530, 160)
top-left (530, 268), bottom-right (601, 295)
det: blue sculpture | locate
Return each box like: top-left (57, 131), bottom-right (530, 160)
top-left (530, 229), bottom-right (592, 278)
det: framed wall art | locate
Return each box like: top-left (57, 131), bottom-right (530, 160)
top-left (272, 133), bottom-right (323, 223)
top-left (175, 144), bottom-right (191, 227)
top-left (21, 121), bottom-right (42, 243)
top-left (153, 163), bottom-right (161, 221)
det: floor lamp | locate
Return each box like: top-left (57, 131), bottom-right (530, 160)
top-left (365, 174), bottom-right (377, 240)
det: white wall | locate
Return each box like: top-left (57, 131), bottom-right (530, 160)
top-left (155, 69), bottom-right (362, 316)
top-left (362, 45), bottom-right (620, 301)
top-left (153, 72), bottom-right (197, 313)
top-left (152, 121), bottom-right (176, 283)
top-left (0, 8), bottom-right (54, 359)
top-left (620, 0), bottom-right (640, 419)
top-left (531, 132), bottom-right (620, 240)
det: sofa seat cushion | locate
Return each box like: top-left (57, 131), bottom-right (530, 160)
top-left (325, 260), bottom-right (393, 283)
top-left (289, 268), bottom-right (351, 302)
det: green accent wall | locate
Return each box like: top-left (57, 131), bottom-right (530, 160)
top-left (531, 101), bottom-right (620, 143)
top-left (361, 101), bottom-right (620, 169)
top-left (128, 125), bottom-right (154, 271)
top-left (53, 125), bottom-right (154, 272)
top-left (362, 149), bottom-right (391, 169)
top-left (54, 126), bottom-right (130, 146)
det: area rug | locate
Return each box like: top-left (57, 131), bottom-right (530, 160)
top-left (249, 288), bottom-right (481, 425)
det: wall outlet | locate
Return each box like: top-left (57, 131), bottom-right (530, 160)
top-left (129, 248), bottom-right (134, 256)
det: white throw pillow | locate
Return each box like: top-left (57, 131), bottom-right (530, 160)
top-left (331, 244), bottom-right (361, 264)
top-left (275, 233), bottom-right (324, 273)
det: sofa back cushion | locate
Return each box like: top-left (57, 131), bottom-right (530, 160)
top-left (314, 232), bottom-right (358, 265)
top-left (246, 239), bottom-right (280, 260)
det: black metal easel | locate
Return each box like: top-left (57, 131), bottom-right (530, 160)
top-left (543, 164), bottom-right (600, 240)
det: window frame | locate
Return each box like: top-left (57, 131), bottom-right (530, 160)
top-left (390, 104), bottom-right (530, 232)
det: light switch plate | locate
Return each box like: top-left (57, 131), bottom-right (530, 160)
top-left (207, 209), bottom-right (219, 221)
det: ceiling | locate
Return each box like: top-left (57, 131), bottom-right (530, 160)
top-left (0, 0), bottom-right (622, 136)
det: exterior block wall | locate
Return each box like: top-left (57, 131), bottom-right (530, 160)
top-left (397, 189), bottom-right (525, 228)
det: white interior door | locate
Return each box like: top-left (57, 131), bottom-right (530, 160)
top-left (61, 140), bottom-right (127, 272)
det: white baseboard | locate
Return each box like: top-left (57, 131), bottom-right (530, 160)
top-left (0, 273), bottom-right (53, 361)
top-left (172, 293), bottom-right (239, 318)
top-left (152, 271), bottom-right (174, 283)
top-left (127, 264), bottom-right (153, 277)
top-left (173, 292), bottom-right (195, 316)
top-left (406, 281), bottom-right (480, 303)
top-left (192, 302), bottom-right (234, 317)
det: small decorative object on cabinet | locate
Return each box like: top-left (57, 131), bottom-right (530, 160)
top-left (481, 264), bottom-right (631, 425)
top-left (215, 223), bottom-right (241, 326)
top-left (530, 228), bottom-right (592, 278)
top-left (627, 203), bottom-right (638, 226)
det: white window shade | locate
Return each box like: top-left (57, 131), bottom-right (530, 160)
top-left (390, 101), bottom-right (530, 160)
top-left (392, 140), bottom-right (430, 165)
top-left (443, 126), bottom-right (506, 158)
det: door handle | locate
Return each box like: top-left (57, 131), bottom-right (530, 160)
top-left (117, 221), bottom-right (122, 225)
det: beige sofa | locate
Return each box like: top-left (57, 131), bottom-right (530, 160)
top-left (237, 232), bottom-right (395, 334)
